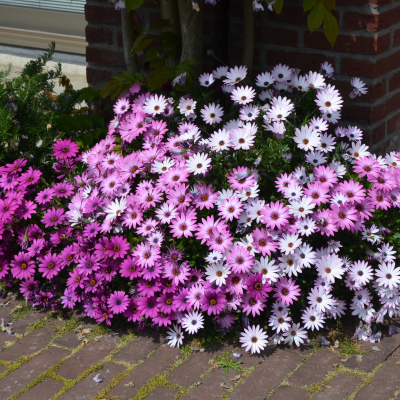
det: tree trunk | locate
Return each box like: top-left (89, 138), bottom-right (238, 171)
top-left (160, 0), bottom-right (181, 67)
top-left (121, 8), bottom-right (140, 75)
top-left (243, 0), bottom-right (254, 76)
top-left (177, 0), bottom-right (203, 73)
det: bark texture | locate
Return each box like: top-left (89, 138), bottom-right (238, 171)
top-left (177, 0), bottom-right (203, 73)
top-left (121, 8), bottom-right (140, 74)
top-left (243, 0), bottom-right (254, 75)
top-left (160, 0), bottom-right (181, 67)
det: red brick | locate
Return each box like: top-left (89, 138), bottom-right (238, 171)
top-left (86, 67), bottom-right (113, 85)
top-left (376, 50), bottom-right (400, 77)
top-left (388, 111), bottom-right (400, 133)
top-left (304, 31), bottom-right (390, 55)
top-left (255, 26), bottom-right (298, 47)
top-left (394, 28), bottom-right (400, 47)
top-left (267, 5), bottom-right (308, 26)
top-left (343, 9), bottom-right (400, 32)
top-left (341, 57), bottom-right (376, 78)
top-left (143, 0), bottom-right (160, 8)
top-left (85, 4), bottom-right (121, 25)
top-left (266, 49), bottom-right (335, 72)
top-left (337, 0), bottom-right (392, 4)
top-left (149, 12), bottom-right (163, 29)
top-left (86, 47), bottom-right (125, 67)
top-left (371, 122), bottom-right (386, 144)
top-left (85, 26), bottom-right (113, 45)
top-left (389, 70), bottom-right (400, 91)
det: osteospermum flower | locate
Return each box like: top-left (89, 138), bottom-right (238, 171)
top-left (240, 325), bottom-right (268, 354)
top-left (315, 85), bottom-right (343, 114)
top-left (186, 153), bottom-right (212, 175)
top-left (273, 277), bottom-right (301, 306)
top-left (10, 252), bottom-right (36, 280)
top-left (245, 273), bottom-right (272, 300)
top-left (231, 86), bottom-right (256, 105)
top-left (283, 323), bottom-right (308, 347)
top-left (205, 262), bottom-right (231, 286)
top-left (167, 324), bottom-right (184, 348)
top-left (260, 201), bottom-right (290, 230)
top-left (108, 291), bottom-right (130, 314)
top-left (200, 103), bottom-right (224, 125)
top-left (38, 253), bottom-right (62, 279)
top-left (181, 310), bottom-right (204, 334)
top-left (218, 196), bottom-right (243, 221)
top-left (227, 246), bottom-right (254, 273)
top-left (143, 94), bottom-right (167, 115)
top-left (223, 65), bottom-right (247, 85)
top-left (201, 290), bottom-right (226, 315)
top-left (53, 139), bottom-right (79, 159)
top-left (42, 207), bottom-right (67, 228)
top-left (199, 72), bottom-right (215, 87)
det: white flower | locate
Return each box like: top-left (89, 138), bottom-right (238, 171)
top-left (294, 243), bottom-right (316, 268)
top-left (350, 77), bottom-right (368, 98)
top-left (301, 307), bottom-right (325, 331)
top-left (321, 111), bottom-right (341, 124)
top-left (296, 217), bottom-right (316, 237)
top-left (200, 103), bottom-right (224, 125)
top-left (269, 311), bottom-right (292, 333)
top-left (315, 85), bottom-right (343, 114)
top-left (223, 65), bottom-right (247, 85)
top-left (305, 150), bottom-right (327, 167)
top-left (239, 104), bottom-right (260, 122)
top-left (167, 324), bottom-right (184, 348)
top-left (293, 125), bottom-right (321, 151)
top-left (255, 71), bottom-right (275, 88)
top-left (143, 94), bottom-right (167, 115)
top-left (178, 98), bottom-right (197, 116)
top-left (199, 72), bottom-right (215, 87)
top-left (213, 66), bottom-right (229, 79)
top-left (292, 75), bottom-right (309, 92)
top-left (376, 244), bottom-right (396, 262)
top-left (272, 63), bottom-right (292, 82)
top-left (318, 133), bottom-right (336, 153)
top-left (283, 323), bottom-right (308, 347)
top-left (205, 262), bottom-right (231, 286)
top-left (375, 262), bottom-right (400, 289)
top-left (230, 124), bottom-right (256, 150)
top-left (307, 287), bottom-right (334, 313)
top-left (288, 196), bottom-right (315, 218)
top-left (208, 129), bottom-right (230, 152)
top-left (181, 311), bottom-right (204, 334)
top-left (239, 324), bottom-right (269, 354)
top-left (186, 153), bottom-right (212, 175)
top-left (205, 251), bottom-right (223, 264)
top-left (307, 71), bottom-right (325, 89)
top-left (104, 198), bottom-right (127, 221)
top-left (279, 233), bottom-right (302, 255)
top-left (152, 157), bottom-right (175, 174)
top-left (316, 254), bottom-right (345, 283)
top-left (231, 85), bottom-right (256, 105)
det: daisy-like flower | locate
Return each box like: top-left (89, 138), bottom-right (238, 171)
top-left (38, 253), bottom-right (62, 279)
top-left (315, 85), bottom-right (343, 114)
top-left (208, 129), bottom-right (230, 152)
top-left (320, 61), bottom-right (334, 78)
top-left (201, 290), bottom-right (226, 315)
top-left (307, 71), bottom-right (325, 89)
top-left (279, 233), bottom-right (302, 255)
top-left (350, 77), bottom-right (368, 98)
top-left (239, 104), bottom-right (260, 122)
top-left (205, 262), bottom-right (231, 286)
top-left (302, 307), bottom-right (325, 331)
top-left (272, 63), bottom-right (292, 82)
top-left (230, 124), bottom-right (256, 150)
top-left (252, 257), bottom-right (280, 283)
top-left (349, 260), bottom-right (374, 285)
top-left (181, 310), bottom-right (204, 334)
top-left (108, 291), bottom-right (130, 314)
top-left (308, 287), bottom-right (334, 313)
top-left (255, 71), bottom-right (274, 87)
top-left (223, 65), bottom-right (247, 85)
top-left (42, 207), bottom-right (66, 228)
top-left (218, 196), bottom-right (243, 221)
top-left (170, 211), bottom-right (197, 239)
top-left (293, 125), bottom-right (321, 151)
top-left (167, 324), bottom-right (184, 348)
top-left (178, 97), bottom-right (197, 116)
top-left (266, 96), bottom-right (294, 122)
top-left (260, 201), bottom-right (290, 230)
top-left (10, 252), bottom-right (36, 280)
top-left (143, 94), bottom-right (167, 115)
top-left (53, 139), bottom-right (79, 160)
top-left (200, 103), bottom-right (224, 125)
top-left (316, 254), bottom-right (344, 283)
top-left (231, 86), bottom-right (256, 105)
top-left (375, 262), bottom-right (400, 289)
top-left (283, 323), bottom-right (308, 346)
top-left (104, 198), bottom-right (126, 221)
top-left (273, 277), bottom-right (301, 306)
top-left (269, 310), bottom-right (292, 333)
top-left (246, 273), bottom-right (272, 300)
top-left (186, 153), bottom-right (212, 175)
top-left (199, 72), bottom-right (215, 87)
top-left (134, 241), bottom-right (160, 268)
top-left (288, 196), bottom-right (315, 218)
top-left (292, 75), bottom-right (309, 92)
top-left (239, 325), bottom-right (268, 354)
top-left (213, 66), bottom-right (229, 80)
top-left (349, 141), bottom-right (370, 160)
top-left (227, 246), bottom-right (254, 273)
top-left (113, 97), bottom-right (130, 115)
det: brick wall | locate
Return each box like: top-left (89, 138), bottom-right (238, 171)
top-left (85, 0), bottom-right (400, 154)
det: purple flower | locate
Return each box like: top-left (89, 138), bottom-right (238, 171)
top-left (201, 290), bottom-right (226, 316)
top-left (108, 291), bottom-right (129, 314)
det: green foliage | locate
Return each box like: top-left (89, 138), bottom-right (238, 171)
top-left (100, 71), bottom-right (143, 99)
top-left (218, 359), bottom-right (243, 373)
top-left (125, 0), bottom-right (144, 12)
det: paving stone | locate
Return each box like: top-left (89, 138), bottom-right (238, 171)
top-left (230, 349), bottom-right (304, 400)
top-left (107, 344), bottom-right (181, 399)
top-left (53, 331), bottom-right (82, 349)
top-left (345, 334), bottom-right (400, 372)
top-left (280, 343), bottom-right (314, 357)
top-left (0, 299), bottom-right (21, 319)
top-left (313, 374), bottom-right (363, 400)
top-left (355, 357), bottom-right (400, 399)
top-left (15, 378), bottom-right (64, 400)
top-left (232, 345), bottom-right (275, 368)
top-left (0, 325), bottom-right (57, 362)
top-left (287, 347), bottom-right (340, 386)
top-left (0, 346), bottom-right (70, 400)
top-left (11, 313), bottom-right (48, 335)
top-left (56, 335), bottom-right (120, 380)
top-left (112, 332), bottom-right (164, 364)
top-left (146, 386), bottom-right (178, 399)
top-left (269, 385), bottom-right (309, 400)
top-left (181, 365), bottom-right (240, 399)
top-left (0, 365), bottom-right (7, 374)
top-left (0, 333), bottom-right (17, 349)
top-left (58, 362), bottom-right (126, 400)
top-left (168, 345), bottom-right (236, 388)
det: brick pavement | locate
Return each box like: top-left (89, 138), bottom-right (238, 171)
top-left (0, 297), bottom-right (400, 399)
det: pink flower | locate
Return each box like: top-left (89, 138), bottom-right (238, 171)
top-left (273, 277), bottom-right (301, 306)
top-left (53, 139), bottom-right (79, 159)
top-left (227, 246), bottom-right (254, 274)
top-left (260, 201), bottom-right (290, 230)
top-left (42, 207), bottom-right (67, 228)
top-left (201, 290), bottom-right (226, 315)
top-left (331, 203), bottom-right (358, 230)
top-left (38, 253), bottom-right (62, 279)
top-left (245, 273), bottom-right (272, 300)
top-left (134, 241), bottom-right (160, 268)
top-left (251, 227), bottom-right (278, 256)
top-left (170, 211), bottom-right (197, 239)
top-left (108, 291), bottom-right (130, 314)
top-left (218, 196), bottom-right (243, 221)
top-left (10, 252), bottom-right (36, 280)
top-left (108, 236), bottom-right (130, 259)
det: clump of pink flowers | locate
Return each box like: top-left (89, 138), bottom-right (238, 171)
top-left (1, 61), bottom-right (400, 354)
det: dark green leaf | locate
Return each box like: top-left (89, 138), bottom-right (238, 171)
top-left (75, 87), bottom-right (100, 103)
top-left (158, 31), bottom-right (179, 41)
top-left (74, 114), bottom-right (93, 130)
top-left (134, 38), bottom-right (154, 53)
top-left (323, 9), bottom-right (338, 46)
top-left (125, 0), bottom-right (144, 12)
top-left (147, 66), bottom-right (175, 91)
top-left (150, 18), bottom-right (170, 31)
top-left (303, 0), bottom-right (318, 12)
top-left (323, 0), bottom-right (335, 10)
top-left (308, 2), bottom-right (325, 33)
top-left (134, 72), bottom-right (144, 82)
top-left (145, 48), bottom-right (159, 63)
top-left (164, 49), bottom-right (177, 60)
top-left (81, 131), bottom-right (94, 146)
top-left (90, 114), bottom-right (104, 128)
top-left (273, 0), bottom-right (283, 14)
top-left (150, 58), bottom-right (164, 69)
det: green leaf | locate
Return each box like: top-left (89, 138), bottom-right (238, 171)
top-left (323, 9), bottom-right (338, 47)
top-left (100, 80), bottom-right (124, 99)
top-left (134, 72), bottom-right (144, 82)
top-left (147, 66), bottom-right (175, 91)
top-left (145, 48), bottom-right (159, 63)
top-left (273, 0), bottom-right (284, 14)
top-left (150, 58), bottom-right (164, 69)
top-left (158, 31), bottom-right (179, 41)
top-left (122, 71), bottom-right (135, 82)
top-left (125, 0), bottom-right (144, 12)
top-left (134, 38), bottom-right (153, 53)
top-left (150, 18), bottom-right (170, 31)
top-left (75, 87), bottom-right (100, 103)
top-left (74, 114), bottom-right (93, 130)
top-left (56, 114), bottom-right (79, 132)
top-left (81, 131), bottom-right (94, 146)
top-left (90, 114), bottom-right (105, 128)
top-left (323, 0), bottom-right (335, 10)
top-left (308, 2), bottom-right (325, 33)
top-left (164, 49), bottom-right (177, 60)
top-left (303, 0), bottom-right (318, 12)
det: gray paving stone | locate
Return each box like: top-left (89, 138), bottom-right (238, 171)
top-left (56, 335), bottom-right (120, 380)
top-left (10, 313), bottom-right (48, 335)
top-left (107, 345), bottom-right (181, 399)
top-left (313, 373), bottom-right (363, 400)
top-left (269, 385), bottom-right (309, 400)
top-left (15, 378), bottom-right (64, 400)
top-left (112, 332), bottom-right (164, 364)
top-left (354, 357), bottom-right (400, 400)
top-left (345, 334), bottom-right (400, 372)
top-left (230, 349), bottom-right (304, 400)
top-left (53, 331), bottom-right (82, 349)
top-left (287, 347), bottom-right (340, 386)
top-left (146, 386), bottom-right (178, 399)
top-left (0, 325), bottom-right (58, 362)
top-left (58, 362), bottom-right (126, 400)
top-left (0, 346), bottom-right (70, 400)
top-left (0, 365), bottom-right (7, 374)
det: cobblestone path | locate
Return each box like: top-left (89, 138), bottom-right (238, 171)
top-left (1, 295), bottom-right (400, 400)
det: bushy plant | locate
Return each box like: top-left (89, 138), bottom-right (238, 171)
top-left (2, 62), bottom-right (400, 353)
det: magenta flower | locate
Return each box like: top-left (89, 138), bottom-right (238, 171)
top-left (18, 167), bottom-right (42, 186)
top-left (53, 182), bottom-right (74, 198)
top-left (137, 296), bottom-right (159, 319)
top-left (53, 139), bottom-right (79, 159)
top-left (83, 222), bottom-right (101, 239)
top-left (101, 260), bottom-right (119, 282)
top-left (245, 273), bottom-right (272, 301)
top-left (163, 261), bottom-right (190, 285)
top-left (119, 256), bottom-right (142, 279)
top-left (137, 278), bottom-right (162, 297)
top-left (123, 298), bottom-right (141, 322)
top-left (0, 198), bottom-right (19, 221)
top-left (0, 261), bottom-right (10, 279)
top-left (10, 252), bottom-right (36, 280)
top-left (61, 288), bottom-right (77, 309)
top-left (157, 293), bottom-right (177, 313)
top-left (273, 277), bottom-right (301, 306)
top-left (35, 188), bottom-right (55, 204)
top-left (218, 196), bottom-right (243, 221)
top-left (241, 293), bottom-right (266, 317)
top-left (67, 269), bottom-right (87, 290)
top-left (95, 305), bottom-right (113, 326)
top-left (108, 236), bottom-right (130, 259)
top-left (108, 291), bottom-right (130, 314)
top-left (152, 311), bottom-right (173, 327)
top-left (19, 278), bottom-right (39, 297)
top-left (85, 273), bottom-right (104, 293)
top-left (260, 201), bottom-right (290, 230)
top-left (252, 227), bottom-right (278, 256)
top-left (38, 253), bottom-right (62, 279)
top-left (16, 201), bottom-right (37, 220)
top-left (170, 211), bottom-right (197, 239)
top-left (330, 203), bottom-right (358, 230)
top-left (201, 290), bottom-right (226, 315)
top-left (134, 241), bottom-right (160, 268)
top-left (227, 246), bottom-right (254, 274)
top-left (77, 254), bottom-right (101, 275)
top-left (42, 207), bottom-right (67, 228)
